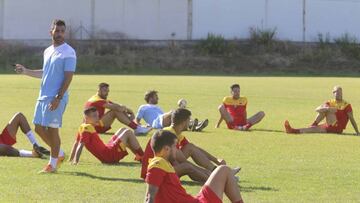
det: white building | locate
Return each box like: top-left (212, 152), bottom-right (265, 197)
top-left (0, 0), bottom-right (359, 42)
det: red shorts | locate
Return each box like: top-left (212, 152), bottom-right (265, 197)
top-left (320, 124), bottom-right (343, 134)
top-left (226, 119), bottom-right (247, 129)
top-left (195, 186), bottom-right (222, 203)
top-left (104, 135), bottom-right (128, 163)
top-left (0, 127), bottom-right (16, 146)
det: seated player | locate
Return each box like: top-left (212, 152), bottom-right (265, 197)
top-left (216, 84), bottom-right (265, 131)
top-left (84, 83), bottom-right (151, 135)
top-left (141, 108), bottom-right (226, 182)
top-left (136, 90), bottom-right (208, 131)
top-left (144, 130), bottom-right (244, 203)
top-left (69, 107), bottom-right (145, 164)
top-left (285, 86), bottom-right (359, 135)
top-left (0, 112), bottom-right (49, 158)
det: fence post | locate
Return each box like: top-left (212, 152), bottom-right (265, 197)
top-left (90, 0), bottom-right (95, 39)
top-left (302, 0), bottom-right (306, 42)
top-left (187, 0), bottom-right (193, 40)
top-left (0, 0), bottom-right (4, 40)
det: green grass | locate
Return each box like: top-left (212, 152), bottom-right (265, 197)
top-left (1, 75), bottom-right (360, 202)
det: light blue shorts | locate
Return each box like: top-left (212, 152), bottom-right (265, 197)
top-left (151, 115), bottom-right (164, 129)
top-left (33, 98), bottom-right (68, 128)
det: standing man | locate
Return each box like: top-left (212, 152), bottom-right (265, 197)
top-left (15, 19), bottom-right (77, 173)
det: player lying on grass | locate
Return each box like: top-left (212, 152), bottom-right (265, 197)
top-left (136, 90), bottom-right (208, 131)
top-left (216, 84), bottom-right (265, 131)
top-left (0, 112), bottom-right (49, 158)
top-left (69, 107), bottom-right (145, 165)
top-left (141, 108), bottom-right (227, 183)
top-left (285, 86), bottom-right (359, 135)
top-left (84, 83), bottom-right (151, 135)
top-left (144, 130), bottom-right (244, 203)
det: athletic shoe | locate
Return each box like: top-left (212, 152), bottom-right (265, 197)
top-left (32, 144), bottom-right (44, 158)
top-left (38, 164), bottom-right (56, 174)
top-left (195, 119), bottom-right (209, 132)
top-left (190, 119), bottom-right (198, 131)
top-left (284, 120), bottom-right (300, 134)
top-left (135, 126), bottom-right (152, 135)
top-left (33, 144), bottom-right (50, 156)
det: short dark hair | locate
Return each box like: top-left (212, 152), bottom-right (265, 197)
top-left (84, 106), bottom-right (97, 115)
top-left (98, 82), bottom-right (109, 89)
top-left (144, 90), bottom-right (158, 103)
top-left (151, 130), bottom-right (177, 153)
top-left (171, 108), bottom-right (191, 125)
top-left (230, 84), bottom-right (240, 90)
top-left (51, 19), bottom-right (66, 30)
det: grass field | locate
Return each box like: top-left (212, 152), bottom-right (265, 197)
top-left (1, 75), bottom-right (360, 202)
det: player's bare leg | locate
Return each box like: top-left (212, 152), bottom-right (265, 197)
top-left (47, 127), bottom-right (61, 164)
top-left (6, 112), bottom-right (31, 138)
top-left (0, 144), bottom-right (19, 156)
top-left (174, 161), bottom-right (210, 183)
top-left (161, 111), bottom-right (173, 128)
top-left (115, 128), bottom-right (144, 161)
top-left (181, 143), bottom-right (216, 171)
top-left (6, 113), bottom-right (48, 156)
top-left (244, 111), bottom-right (265, 129)
top-left (204, 165), bottom-right (244, 203)
top-left (101, 110), bottom-right (131, 127)
top-left (218, 105), bottom-right (234, 124)
top-left (285, 120), bottom-right (326, 133)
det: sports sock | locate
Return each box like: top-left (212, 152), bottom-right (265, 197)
top-left (26, 130), bottom-right (39, 145)
top-left (49, 157), bottom-right (58, 168)
top-left (19, 149), bottom-right (33, 157)
top-left (128, 121), bottom-right (138, 130)
top-left (59, 149), bottom-right (65, 157)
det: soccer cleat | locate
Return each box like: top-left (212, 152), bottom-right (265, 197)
top-left (195, 119), bottom-right (209, 132)
top-left (33, 144), bottom-right (50, 156)
top-left (242, 123), bottom-right (252, 131)
top-left (190, 118), bottom-right (198, 131)
top-left (135, 126), bottom-right (152, 135)
top-left (38, 164), bottom-right (56, 174)
top-left (284, 120), bottom-right (300, 134)
top-left (32, 144), bottom-right (44, 158)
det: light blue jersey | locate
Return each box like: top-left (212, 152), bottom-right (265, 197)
top-left (38, 43), bottom-right (76, 101)
top-left (136, 104), bottom-right (164, 127)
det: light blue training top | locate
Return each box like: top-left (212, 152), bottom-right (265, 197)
top-left (136, 104), bottom-right (164, 125)
top-left (38, 43), bottom-right (76, 101)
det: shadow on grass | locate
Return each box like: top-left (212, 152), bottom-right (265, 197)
top-left (103, 162), bottom-right (141, 167)
top-left (252, 128), bottom-right (284, 133)
top-left (60, 171), bottom-right (144, 183)
top-left (240, 185), bottom-right (279, 193)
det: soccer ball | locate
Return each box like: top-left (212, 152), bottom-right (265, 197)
top-left (177, 99), bottom-right (187, 108)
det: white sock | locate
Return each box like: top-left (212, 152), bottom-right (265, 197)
top-left (19, 149), bottom-right (33, 157)
top-left (49, 157), bottom-right (58, 168)
top-left (26, 130), bottom-right (38, 145)
top-left (59, 149), bottom-right (65, 157)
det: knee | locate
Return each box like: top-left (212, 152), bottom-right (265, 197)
top-left (218, 105), bottom-right (224, 112)
top-left (14, 112), bottom-right (26, 120)
top-left (216, 165), bottom-right (231, 174)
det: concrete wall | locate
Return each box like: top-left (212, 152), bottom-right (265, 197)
top-left (0, 0), bottom-right (360, 41)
